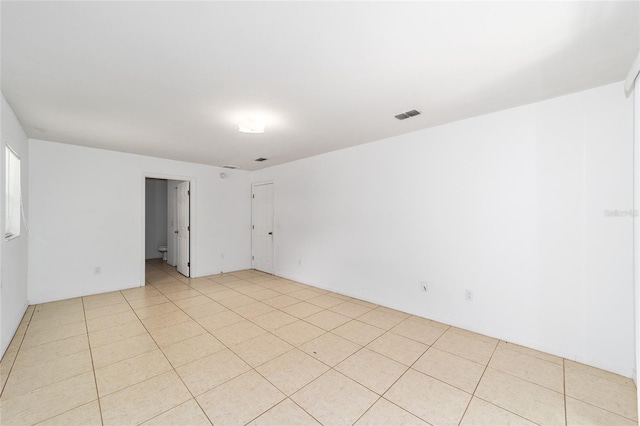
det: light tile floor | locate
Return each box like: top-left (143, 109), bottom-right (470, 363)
top-left (1, 260), bottom-right (637, 425)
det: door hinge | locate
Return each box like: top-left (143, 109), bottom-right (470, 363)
top-left (252, 225), bottom-right (254, 229)
top-left (187, 262), bottom-right (190, 267)
top-left (187, 226), bottom-right (190, 231)
top-left (252, 194), bottom-right (255, 198)
top-left (188, 190), bottom-right (190, 196)
top-left (252, 256), bottom-right (254, 260)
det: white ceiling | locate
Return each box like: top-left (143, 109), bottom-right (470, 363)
top-left (2, 1), bottom-right (638, 171)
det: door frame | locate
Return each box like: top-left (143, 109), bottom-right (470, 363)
top-left (141, 173), bottom-right (196, 285)
top-left (251, 180), bottom-right (275, 273)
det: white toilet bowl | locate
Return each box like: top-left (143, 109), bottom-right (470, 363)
top-left (158, 245), bottom-right (168, 261)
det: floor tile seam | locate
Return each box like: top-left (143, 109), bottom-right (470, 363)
top-left (385, 325), bottom-right (449, 347)
top-left (469, 341), bottom-right (564, 424)
top-left (82, 299), bottom-right (130, 312)
top-left (564, 365), bottom-right (637, 390)
top-left (29, 310), bottom-right (86, 325)
top-left (333, 348), bottom-right (408, 398)
top-left (284, 367), bottom-right (338, 403)
top-left (484, 360), bottom-right (565, 394)
top-left (236, 386), bottom-right (288, 425)
top-left (35, 400), bottom-right (102, 426)
top-left (470, 395), bottom-right (545, 426)
top-left (383, 395), bottom-right (443, 426)
top-left (147, 267), bottom-right (634, 425)
top-left (5, 349), bottom-right (95, 390)
top-left (253, 349), bottom-right (330, 399)
top-left (20, 328), bottom-right (88, 353)
top-left (81, 297), bottom-right (105, 426)
top-left (397, 365), bottom-right (477, 401)
top-left (96, 363), bottom-right (176, 400)
top-left (468, 336), bottom-right (500, 396)
top-left (497, 345), bottom-right (568, 370)
top-left (164, 348), bottom-right (217, 426)
top-left (103, 288), bottom-right (177, 401)
top-left (497, 341), bottom-right (564, 366)
top-left (0, 368), bottom-right (99, 404)
top-left (88, 323), bottom-right (147, 347)
top-left (563, 391), bottom-right (640, 422)
top-left (91, 341), bottom-right (159, 370)
top-left (482, 366), bottom-right (566, 397)
top-left (175, 358), bottom-right (254, 399)
top-left (377, 368), bottom-right (446, 425)
top-left (563, 358), bottom-right (568, 426)
top-left (132, 303), bottom-right (183, 321)
top-left (0, 307), bottom-right (36, 398)
top-left (385, 327), bottom-right (478, 405)
top-left (407, 332), bottom-right (488, 425)
top-left (282, 397), bottom-right (326, 426)
top-left (427, 341), bottom-right (499, 367)
top-left (334, 338), bottom-right (411, 378)
top-left (350, 394), bottom-right (383, 426)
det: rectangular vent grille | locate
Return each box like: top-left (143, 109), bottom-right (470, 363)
top-left (254, 157), bottom-right (268, 162)
top-left (222, 165), bottom-right (238, 169)
top-left (395, 109), bottom-right (421, 120)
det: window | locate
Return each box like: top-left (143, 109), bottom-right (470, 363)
top-left (5, 146), bottom-right (21, 240)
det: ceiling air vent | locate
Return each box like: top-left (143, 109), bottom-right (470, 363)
top-left (222, 165), bottom-right (238, 169)
top-left (395, 109), bottom-right (421, 120)
top-left (254, 157), bottom-right (268, 162)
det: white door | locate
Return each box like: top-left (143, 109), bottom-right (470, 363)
top-left (252, 183), bottom-right (274, 273)
top-left (176, 181), bottom-right (190, 277)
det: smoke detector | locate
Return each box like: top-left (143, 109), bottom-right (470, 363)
top-left (394, 109), bottom-right (421, 120)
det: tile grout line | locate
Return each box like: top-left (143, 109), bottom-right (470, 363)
top-left (81, 297), bottom-right (106, 426)
top-left (563, 358), bottom-right (568, 426)
top-left (14, 260), bottom-right (638, 425)
top-left (119, 280), bottom-right (209, 425)
top-left (0, 305), bottom-right (35, 398)
top-left (456, 334), bottom-right (500, 426)
top-left (146, 266), bottom-right (221, 425)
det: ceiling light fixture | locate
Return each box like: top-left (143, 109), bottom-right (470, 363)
top-left (238, 117), bottom-right (266, 134)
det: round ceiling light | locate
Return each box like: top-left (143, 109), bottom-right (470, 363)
top-left (238, 117), bottom-right (266, 134)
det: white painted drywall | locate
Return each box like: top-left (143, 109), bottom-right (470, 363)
top-left (253, 82), bottom-right (635, 377)
top-left (632, 54), bottom-right (640, 388)
top-left (145, 179), bottom-right (168, 259)
top-left (28, 141), bottom-right (251, 303)
top-left (1, 94), bottom-right (29, 358)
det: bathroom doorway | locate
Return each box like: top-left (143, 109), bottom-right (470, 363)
top-left (144, 177), bottom-right (191, 279)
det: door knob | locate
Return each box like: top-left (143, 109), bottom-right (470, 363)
top-left (268, 232), bottom-right (273, 235)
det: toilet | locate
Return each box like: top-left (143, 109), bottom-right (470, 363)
top-left (158, 245), bottom-right (168, 262)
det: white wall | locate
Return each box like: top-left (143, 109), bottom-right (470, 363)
top-left (253, 82), bottom-right (635, 377)
top-left (1, 94), bottom-right (29, 357)
top-left (28, 141), bottom-right (252, 303)
top-left (145, 179), bottom-right (168, 259)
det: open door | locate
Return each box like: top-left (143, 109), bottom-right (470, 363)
top-left (252, 183), bottom-right (274, 274)
top-left (176, 181), bottom-right (190, 277)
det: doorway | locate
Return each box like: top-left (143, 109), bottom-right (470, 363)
top-left (252, 182), bottom-right (274, 274)
top-left (144, 176), bottom-right (192, 282)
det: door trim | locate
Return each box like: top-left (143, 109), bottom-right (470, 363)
top-left (141, 173), bottom-right (196, 286)
top-left (251, 181), bottom-right (275, 274)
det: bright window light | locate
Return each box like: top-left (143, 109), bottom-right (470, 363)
top-left (5, 146), bottom-right (21, 240)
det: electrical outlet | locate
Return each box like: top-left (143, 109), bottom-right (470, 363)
top-left (465, 289), bottom-right (473, 301)
top-left (94, 267), bottom-right (101, 275)
top-left (419, 281), bottom-right (428, 292)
